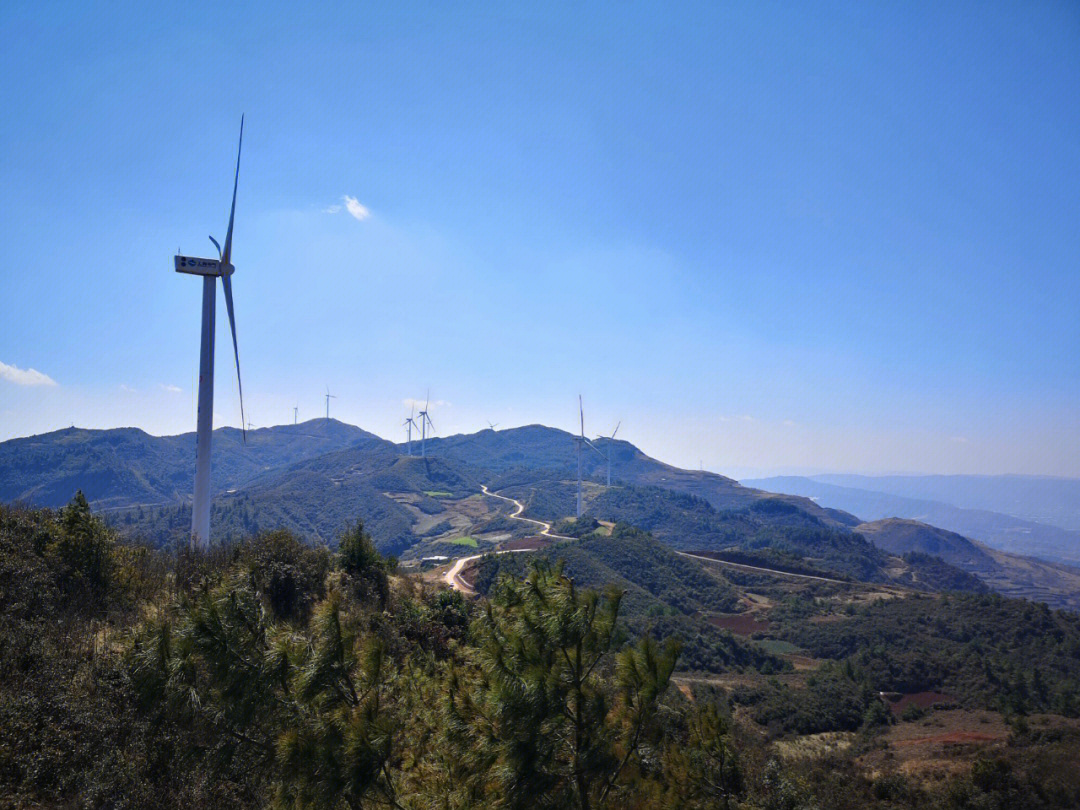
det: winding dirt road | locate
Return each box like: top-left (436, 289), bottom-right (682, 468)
top-left (441, 488), bottom-right (845, 593)
top-left (442, 485), bottom-right (573, 593)
top-left (674, 551), bottom-right (848, 584)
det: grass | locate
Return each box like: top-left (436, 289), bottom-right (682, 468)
top-left (756, 639), bottom-right (801, 656)
top-left (425, 490), bottom-right (453, 498)
top-left (450, 536), bottom-right (478, 548)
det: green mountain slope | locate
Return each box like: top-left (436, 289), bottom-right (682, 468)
top-left (857, 518), bottom-right (1080, 611)
top-left (1, 420), bottom-right (384, 509)
top-left (426, 426), bottom-right (858, 526)
top-left (469, 525), bottom-right (775, 673)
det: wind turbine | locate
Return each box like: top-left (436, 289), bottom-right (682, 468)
top-left (487, 421), bottom-right (499, 430)
top-left (325, 387), bottom-right (337, 421)
top-left (576, 396), bottom-right (584, 517)
top-left (418, 392), bottom-right (435, 458)
top-left (174, 116), bottom-right (247, 548)
top-left (403, 404), bottom-right (418, 456)
top-left (596, 422), bottom-right (620, 486)
top-left (575, 396), bottom-right (606, 517)
top-left (293, 404), bottom-right (298, 425)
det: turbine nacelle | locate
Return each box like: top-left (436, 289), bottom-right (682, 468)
top-left (173, 256), bottom-right (235, 277)
top-left (175, 255), bottom-right (222, 276)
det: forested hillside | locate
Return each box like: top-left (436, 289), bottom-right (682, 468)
top-left (1, 420), bottom-right (381, 509)
top-left (4, 422), bottom-right (1077, 608)
top-left (3, 496), bottom-right (1079, 809)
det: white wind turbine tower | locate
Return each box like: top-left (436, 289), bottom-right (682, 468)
top-left (325, 387), bottom-right (337, 421)
top-left (174, 117), bottom-right (247, 548)
top-left (293, 404), bottom-right (298, 425)
top-left (576, 396), bottom-right (584, 517)
top-left (597, 421), bottom-right (620, 486)
top-left (403, 404), bottom-right (418, 456)
top-left (575, 396), bottom-right (606, 517)
top-left (418, 392), bottom-right (435, 458)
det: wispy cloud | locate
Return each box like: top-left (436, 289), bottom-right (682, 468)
top-left (119, 384), bottom-right (136, 393)
top-left (323, 196), bottom-right (369, 220)
top-left (950, 436), bottom-right (969, 444)
top-left (159, 383), bottom-right (182, 393)
top-left (0, 361), bottom-right (57, 387)
top-left (403, 398), bottom-right (451, 410)
top-left (343, 195), bottom-right (370, 221)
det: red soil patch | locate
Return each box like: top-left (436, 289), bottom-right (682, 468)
top-left (893, 731), bottom-right (1002, 747)
top-left (461, 565), bottom-right (479, 587)
top-left (884, 691), bottom-right (955, 715)
top-left (708, 614), bottom-right (771, 635)
top-left (674, 681), bottom-right (695, 702)
top-left (502, 536), bottom-right (551, 551)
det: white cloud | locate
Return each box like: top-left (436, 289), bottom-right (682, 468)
top-left (159, 383), bottom-right (182, 393)
top-left (0, 361), bottom-right (57, 387)
top-left (323, 204), bottom-right (342, 214)
top-left (403, 398), bottom-right (451, 410)
top-left (343, 195), bottom-right (370, 221)
top-left (119, 384), bottom-right (136, 393)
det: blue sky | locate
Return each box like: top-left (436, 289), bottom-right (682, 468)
top-left (2, 1), bottom-right (1078, 477)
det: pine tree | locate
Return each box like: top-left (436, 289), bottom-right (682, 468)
top-left (456, 560), bottom-right (678, 810)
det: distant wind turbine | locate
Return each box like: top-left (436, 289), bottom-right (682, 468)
top-left (575, 396), bottom-right (606, 517)
top-left (293, 404), bottom-right (298, 425)
top-left (596, 421), bottom-right (620, 486)
top-left (174, 116), bottom-right (247, 548)
top-left (418, 391), bottom-right (435, 458)
top-left (403, 404), bottom-right (418, 456)
top-left (325, 387), bottom-right (337, 421)
top-left (487, 421), bottom-right (499, 430)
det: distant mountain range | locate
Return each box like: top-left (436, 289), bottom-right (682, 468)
top-left (854, 518), bottom-right (1080, 608)
top-left (815, 473), bottom-right (1080, 532)
top-left (745, 475), bottom-right (1080, 566)
top-left (4, 421), bottom-right (1079, 609)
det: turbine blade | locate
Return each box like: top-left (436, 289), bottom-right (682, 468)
top-left (584, 437), bottom-right (605, 457)
top-left (612, 421), bottom-right (620, 439)
top-left (221, 115), bottom-right (244, 266)
top-left (222, 273), bottom-right (246, 443)
top-left (208, 235), bottom-right (221, 257)
top-left (579, 395), bottom-right (584, 438)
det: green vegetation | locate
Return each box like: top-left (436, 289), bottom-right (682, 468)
top-left (3, 496), bottom-right (1080, 809)
top-left (473, 523), bottom-right (785, 674)
top-left (776, 591), bottom-right (1080, 716)
top-left (10, 422), bottom-right (1078, 608)
top-left (449, 535), bottom-right (478, 547)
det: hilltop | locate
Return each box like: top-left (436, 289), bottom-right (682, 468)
top-left (857, 517), bottom-right (1080, 611)
top-left (0, 419), bottom-right (382, 509)
top-left (2, 421), bottom-right (1076, 608)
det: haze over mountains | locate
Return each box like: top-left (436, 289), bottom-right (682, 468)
top-left (746, 475), bottom-right (1080, 566)
top-left (4, 419), bottom-right (1079, 610)
top-left (815, 474), bottom-right (1080, 532)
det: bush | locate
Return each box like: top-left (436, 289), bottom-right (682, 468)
top-left (240, 529), bottom-right (330, 622)
top-left (338, 521), bottom-right (390, 608)
top-left (900, 703), bottom-right (925, 722)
